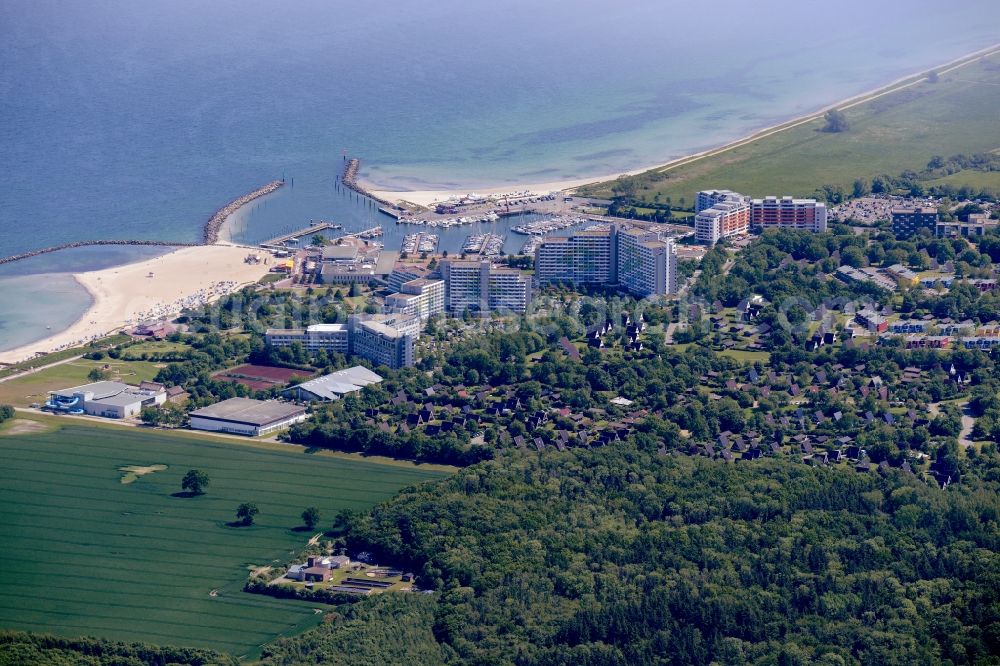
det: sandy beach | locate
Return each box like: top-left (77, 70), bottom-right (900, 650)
top-left (367, 175), bottom-right (613, 209)
top-left (367, 42), bottom-right (1000, 209)
top-left (0, 245), bottom-right (269, 365)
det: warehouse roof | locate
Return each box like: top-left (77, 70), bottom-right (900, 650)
top-left (190, 398), bottom-right (306, 426)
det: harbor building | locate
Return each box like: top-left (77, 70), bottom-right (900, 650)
top-left (282, 366), bottom-right (383, 402)
top-left (384, 278), bottom-right (445, 321)
top-left (694, 194), bottom-right (751, 244)
top-left (189, 398), bottom-right (308, 436)
top-left (46, 380), bottom-right (167, 419)
top-left (535, 224), bottom-right (678, 297)
top-left (891, 206), bottom-right (938, 239)
top-left (751, 196), bottom-right (827, 232)
top-left (347, 314), bottom-right (421, 369)
top-left (265, 324), bottom-right (349, 354)
top-left (440, 260), bottom-right (532, 315)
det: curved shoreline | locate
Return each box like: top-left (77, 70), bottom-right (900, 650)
top-left (364, 41), bottom-right (1000, 206)
top-left (0, 245), bottom-right (271, 364)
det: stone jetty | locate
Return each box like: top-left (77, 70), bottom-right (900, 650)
top-left (203, 179), bottom-right (285, 244)
top-left (0, 239), bottom-right (196, 267)
top-left (0, 179), bottom-right (287, 266)
top-left (341, 158), bottom-right (396, 208)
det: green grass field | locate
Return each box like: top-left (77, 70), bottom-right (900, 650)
top-left (118, 340), bottom-right (190, 359)
top-left (0, 417), bottom-right (449, 658)
top-left (925, 169), bottom-right (1000, 191)
top-left (578, 53), bottom-right (1000, 202)
top-left (0, 358), bottom-right (163, 407)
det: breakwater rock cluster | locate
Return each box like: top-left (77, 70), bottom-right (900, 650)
top-left (203, 179), bottom-right (285, 244)
top-left (341, 158), bottom-right (396, 208)
top-left (0, 239), bottom-right (196, 267)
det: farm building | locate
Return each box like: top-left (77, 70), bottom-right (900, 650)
top-left (189, 398), bottom-right (307, 436)
top-left (46, 380), bottom-right (167, 419)
top-left (282, 366), bottom-right (383, 402)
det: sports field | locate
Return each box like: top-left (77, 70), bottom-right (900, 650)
top-left (0, 416), bottom-right (450, 658)
top-left (578, 51), bottom-right (1000, 202)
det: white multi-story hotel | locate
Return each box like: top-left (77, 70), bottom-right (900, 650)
top-left (489, 268), bottom-right (533, 313)
top-left (694, 192), bottom-right (751, 245)
top-left (265, 323), bottom-right (349, 353)
top-left (535, 224), bottom-right (677, 297)
top-left (751, 196), bottom-right (827, 232)
top-left (696, 189), bottom-right (747, 213)
top-left (384, 278), bottom-right (445, 321)
top-left (617, 227), bottom-right (678, 297)
top-left (266, 315), bottom-right (421, 369)
top-left (534, 227), bottom-right (617, 287)
top-left (440, 260), bottom-right (532, 314)
top-left (347, 314), bottom-right (420, 369)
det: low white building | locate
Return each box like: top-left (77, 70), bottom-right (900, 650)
top-left (282, 366), bottom-right (383, 402)
top-left (189, 398), bottom-right (308, 436)
top-left (46, 380), bottom-right (167, 419)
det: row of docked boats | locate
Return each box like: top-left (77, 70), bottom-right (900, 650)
top-left (401, 232), bottom-right (439, 254)
top-left (395, 211), bottom-right (501, 228)
top-left (511, 215), bottom-right (587, 235)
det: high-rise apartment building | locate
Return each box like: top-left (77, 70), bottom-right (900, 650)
top-left (535, 224), bottom-right (678, 297)
top-left (891, 207), bottom-right (938, 239)
top-left (384, 278), bottom-right (445, 321)
top-left (751, 196), bottom-right (827, 232)
top-left (694, 194), bottom-right (751, 245)
top-left (440, 260), bottom-right (532, 314)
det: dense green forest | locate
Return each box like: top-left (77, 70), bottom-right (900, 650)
top-left (331, 447), bottom-right (1000, 665)
top-left (259, 594), bottom-right (445, 665)
top-left (0, 632), bottom-right (236, 666)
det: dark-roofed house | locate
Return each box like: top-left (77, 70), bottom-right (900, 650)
top-left (189, 398), bottom-right (308, 436)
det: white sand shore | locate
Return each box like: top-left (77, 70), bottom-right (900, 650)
top-left (368, 42), bottom-right (1000, 209)
top-left (0, 245), bottom-right (269, 365)
top-left (368, 175), bottom-right (614, 208)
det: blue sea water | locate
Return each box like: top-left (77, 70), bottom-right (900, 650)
top-left (1, 0), bottom-right (999, 352)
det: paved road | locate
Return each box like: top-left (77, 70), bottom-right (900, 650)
top-left (0, 355), bottom-right (83, 384)
top-left (927, 401), bottom-right (976, 448)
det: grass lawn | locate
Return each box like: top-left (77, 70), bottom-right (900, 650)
top-left (0, 359), bottom-right (164, 407)
top-left (119, 340), bottom-right (190, 359)
top-left (0, 335), bottom-right (132, 381)
top-left (718, 349), bottom-right (771, 364)
top-left (578, 53), bottom-right (1000, 202)
top-left (0, 416), bottom-right (449, 658)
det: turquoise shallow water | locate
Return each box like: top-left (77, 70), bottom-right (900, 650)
top-left (0, 245), bottom-right (174, 354)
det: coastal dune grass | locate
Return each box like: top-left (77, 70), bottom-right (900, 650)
top-left (579, 53), bottom-right (1000, 202)
top-left (0, 419), bottom-right (449, 658)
